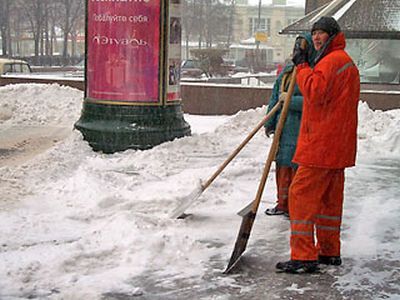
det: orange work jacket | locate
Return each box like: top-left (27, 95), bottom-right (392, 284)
top-left (293, 32), bottom-right (360, 169)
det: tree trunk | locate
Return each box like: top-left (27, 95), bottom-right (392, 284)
top-left (226, 0), bottom-right (235, 47)
top-left (1, 28), bottom-right (7, 56)
top-left (40, 28), bottom-right (44, 57)
top-left (63, 31), bottom-right (69, 64)
top-left (197, 1), bottom-right (203, 49)
top-left (0, 0), bottom-right (12, 56)
top-left (71, 31), bottom-right (77, 58)
top-left (185, 34), bottom-right (189, 60)
top-left (62, 0), bottom-right (72, 64)
top-left (45, 8), bottom-right (50, 57)
top-left (6, 22), bottom-right (12, 56)
top-left (51, 25), bottom-right (56, 57)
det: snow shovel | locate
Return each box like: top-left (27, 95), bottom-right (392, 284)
top-left (223, 63), bottom-right (300, 274)
top-left (169, 101), bottom-right (282, 219)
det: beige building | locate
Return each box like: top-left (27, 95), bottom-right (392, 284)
top-left (231, 0), bottom-right (305, 65)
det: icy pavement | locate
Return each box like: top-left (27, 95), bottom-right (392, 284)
top-left (0, 125), bottom-right (70, 167)
top-left (101, 158), bottom-right (400, 300)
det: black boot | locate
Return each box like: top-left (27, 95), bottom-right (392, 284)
top-left (265, 206), bottom-right (286, 216)
top-left (276, 260), bottom-right (319, 274)
top-left (318, 255), bottom-right (342, 266)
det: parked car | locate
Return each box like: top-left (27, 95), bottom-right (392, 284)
top-left (0, 58), bottom-right (32, 75)
top-left (181, 59), bottom-right (205, 78)
top-left (221, 58), bottom-right (236, 72)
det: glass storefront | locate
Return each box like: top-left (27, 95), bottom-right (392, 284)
top-left (347, 39), bottom-right (400, 84)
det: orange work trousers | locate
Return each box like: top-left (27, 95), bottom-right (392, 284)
top-left (288, 166), bottom-right (345, 261)
top-left (275, 166), bottom-right (297, 213)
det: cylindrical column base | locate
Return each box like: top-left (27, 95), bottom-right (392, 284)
top-left (75, 101), bottom-right (191, 153)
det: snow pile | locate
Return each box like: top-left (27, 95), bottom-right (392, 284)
top-left (358, 101), bottom-right (400, 156)
top-left (0, 83), bottom-right (82, 125)
top-left (0, 84), bottom-right (399, 299)
top-left (0, 87), bottom-right (272, 298)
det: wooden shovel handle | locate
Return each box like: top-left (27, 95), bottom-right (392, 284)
top-left (250, 66), bottom-right (299, 213)
top-left (250, 38), bottom-right (307, 213)
top-left (202, 101), bottom-right (282, 190)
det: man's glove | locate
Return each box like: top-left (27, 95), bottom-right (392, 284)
top-left (292, 37), bottom-right (308, 66)
top-left (265, 126), bottom-right (274, 137)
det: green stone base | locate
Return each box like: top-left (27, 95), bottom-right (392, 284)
top-left (74, 101), bottom-right (191, 153)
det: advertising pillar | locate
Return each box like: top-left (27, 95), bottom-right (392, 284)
top-left (75, 0), bottom-right (190, 153)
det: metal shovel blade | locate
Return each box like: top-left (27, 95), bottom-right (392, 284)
top-left (169, 181), bottom-right (204, 219)
top-left (223, 209), bottom-right (256, 274)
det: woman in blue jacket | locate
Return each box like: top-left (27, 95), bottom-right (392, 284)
top-left (264, 33), bottom-right (316, 217)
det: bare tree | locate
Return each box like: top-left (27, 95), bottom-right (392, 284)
top-left (9, 4), bottom-right (27, 57)
top-left (2, 0), bottom-right (84, 64)
top-left (57, 0), bottom-right (84, 64)
top-left (226, 0), bottom-right (236, 47)
top-left (0, 0), bottom-right (12, 56)
top-left (18, 0), bottom-right (45, 62)
top-left (182, 0), bottom-right (233, 50)
top-left (47, 2), bottom-right (62, 58)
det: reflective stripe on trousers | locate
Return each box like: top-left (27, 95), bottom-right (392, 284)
top-left (289, 166), bottom-right (344, 261)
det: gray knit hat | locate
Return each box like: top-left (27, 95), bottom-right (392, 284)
top-left (311, 16), bottom-right (341, 36)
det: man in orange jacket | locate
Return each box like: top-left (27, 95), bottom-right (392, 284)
top-left (276, 16), bottom-right (360, 274)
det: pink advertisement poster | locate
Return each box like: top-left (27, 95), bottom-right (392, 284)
top-left (87, 1), bottom-right (161, 103)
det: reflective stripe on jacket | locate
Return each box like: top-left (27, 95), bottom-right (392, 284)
top-left (293, 32), bottom-right (360, 169)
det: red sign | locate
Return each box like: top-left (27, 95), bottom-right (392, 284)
top-left (87, 1), bottom-right (160, 103)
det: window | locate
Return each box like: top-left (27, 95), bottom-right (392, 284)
top-left (3, 64), bottom-right (12, 73)
top-left (347, 39), bottom-right (400, 84)
top-left (249, 17), bottom-right (269, 35)
top-left (1, 62), bottom-right (31, 74)
top-left (266, 18), bottom-right (271, 36)
top-left (21, 64), bottom-right (31, 73)
top-left (14, 64), bottom-right (22, 73)
top-left (249, 18), bottom-right (269, 36)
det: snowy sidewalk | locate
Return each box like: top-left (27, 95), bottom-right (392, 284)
top-left (0, 125), bottom-right (70, 167)
top-left (0, 84), bottom-right (399, 299)
top-left (102, 157), bottom-right (400, 300)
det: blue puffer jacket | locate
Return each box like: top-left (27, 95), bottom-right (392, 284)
top-left (264, 33), bottom-right (316, 168)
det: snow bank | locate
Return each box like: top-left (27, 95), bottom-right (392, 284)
top-left (358, 101), bottom-right (400, 156)
top-left (0, 83), bottom-right (82, 125)
top-left (0, 84), bottom-right (399, 299)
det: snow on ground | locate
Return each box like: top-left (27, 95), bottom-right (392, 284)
top-left (0, 84), bottom-right (399, 299)
top-left (0, 84), bottom-right (82, 126)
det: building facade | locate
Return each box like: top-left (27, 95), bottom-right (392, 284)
top-left (232, 0), bottom-right (304, 65)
